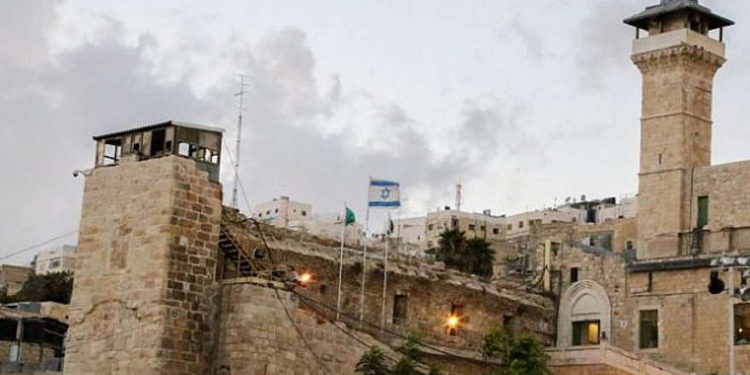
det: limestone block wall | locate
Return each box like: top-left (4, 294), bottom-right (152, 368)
top-left (222, 218), bottom-right (554, 352)
top-left (64, 155), bottom-right (222, 375)
top-left (623, 268), bottom-right (750, 374)
top-left (216, 280), bottom-right (507, 375)
top-left (691, 160), bottom-right (750, 252)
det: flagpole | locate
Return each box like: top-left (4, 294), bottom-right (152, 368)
top-left (359, 206), bottom-right (370, 324)
top-left (381, 213), bottom-right (390, 330)
top-left (336, 202), bottom-right (346, 321)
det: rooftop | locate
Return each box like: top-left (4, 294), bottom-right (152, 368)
top-left (92, 120), bottom-right (224, 141)
top-left (624, 0), bottom-right (734, 31)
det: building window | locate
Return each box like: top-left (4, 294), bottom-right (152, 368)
top-left (507, 224), bottom-right (512, 230)
top-left (428, 224), bottom-right (434, 231)
top-left (50, 260), bottom-right (61, 269)
top-left (480, 225), bottom-right (486, 231)
top-left (697, 196), bottom-right (709, 228)
top-left (468, 224), bottom-right (476, 231)
top-left (736, 304), bottom-right (750, 345)
top-left (274, 208), bottom-right (279, 213)
top-left (493, 228), bottom-right (499, 235)
top-left (626, 241), bottom-right (634, 250)
top-left (519, 221), bottom-right (524, 228)
top-left (647, 272), bottom-right (653, 292)
top-left (301, 210), bottom-right (307, 216)
top-left (393, 294), bottom-right (408, 325)
top-left (572, 320), bottom-right (600, 346)
top-left (640, 310), bottom-right (659, 349)
top-left (570, 267), bottom-right (579, 283)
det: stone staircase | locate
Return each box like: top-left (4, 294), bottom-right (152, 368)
top-left (547, 345), bottom-right (693, 375)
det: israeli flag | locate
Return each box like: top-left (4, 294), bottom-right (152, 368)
top-left (368, 179), bottom-right (401, 208)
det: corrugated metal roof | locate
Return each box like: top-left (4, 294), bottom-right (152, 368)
top-left (93, 120), bottom-right (225, 141)
top-left (624, 0), bottom-right (734, 30)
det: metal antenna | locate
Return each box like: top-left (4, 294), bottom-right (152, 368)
top-left (231, 74), bottom-right (249, 209)
top-left (455, 179), bottom-right (462, 212)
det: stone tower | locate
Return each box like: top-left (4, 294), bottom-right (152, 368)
top-left (64, 122), bottom-right (223, 374)
top-left (625, 0), bottom-right (733, 259)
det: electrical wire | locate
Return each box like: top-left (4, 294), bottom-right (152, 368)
top-left (1, 230), bottom-right (78, 261)
top-left (273, 288), bottom-right (334, 375)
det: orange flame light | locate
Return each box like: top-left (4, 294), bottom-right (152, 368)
top-left (298, 271), bottom-right (313, 286)
top-left (445, 314), bottom-right (460, 330)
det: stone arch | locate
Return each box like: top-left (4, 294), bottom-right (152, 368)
top-left (557, 280), bottom-right (611, 348)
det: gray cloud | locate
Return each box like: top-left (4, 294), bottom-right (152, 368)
top-left (0, 1), bottom-right (533, 260)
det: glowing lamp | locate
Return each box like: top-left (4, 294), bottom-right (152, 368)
top-left (446, 315), bottom-right (460, 330)
top-left (298, 272), bottom-right (313, 286)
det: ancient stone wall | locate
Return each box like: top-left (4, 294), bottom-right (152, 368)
top-left (215, 280), bottom-right (504, 375)
top-left (64, 155), bottom-right (222, 375)
top-left (222, 217), bottom-right (554, 353)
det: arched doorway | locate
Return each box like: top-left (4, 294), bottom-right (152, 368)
top-left (557, 280), bottom-right (611, 348)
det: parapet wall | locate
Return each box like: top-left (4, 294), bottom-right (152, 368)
top-left (222, 213), bottom-right (555, 352)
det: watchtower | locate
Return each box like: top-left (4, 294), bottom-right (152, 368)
top-left (65, 121), bottom-right (224, 374)
top-left (625, 0), bottom-right (733, 259)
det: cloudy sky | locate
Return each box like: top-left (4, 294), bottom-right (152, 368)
top-left (1, 0), bottom-right (749, 263)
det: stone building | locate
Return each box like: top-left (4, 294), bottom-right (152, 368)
top-left (32, 245), bottom-right (76, 276)
top-left (64, 121), bottom-right (556, 375)
top-left (0, 265), bottom-right (34, 295)
top-left (536, 1), bottom-right (750, 374)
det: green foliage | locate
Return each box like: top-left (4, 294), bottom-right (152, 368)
top-left (481, 326), bottom-right (550, 375)
top-left (356, 347), bottom-right (390, 375)
top-left (432, 229), bottom-right (495, 277)
top-left (481, 326), bottom-right (513, 361)
top-left (9, 272), bottom-right (73, 304)
top-left (355, 335), bottom-right (445, 375)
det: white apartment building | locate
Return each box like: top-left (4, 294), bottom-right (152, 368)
top-left (253, 196), bottom-right (365, 246)
top-left (252, 196), bottom-right (312, 228)
top-left (595, 197), bottom-right (638, 224)
top-left (33, 244), bottom-right (77, 275)
top-left (290, 212), bottom-right (365, 247)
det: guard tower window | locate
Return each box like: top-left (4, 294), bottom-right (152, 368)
top-left (103, 138), bottom-right (122, 165)
top-left (570, 267), bottom-right (579, 283)
top-left (150, 129), bottom-right (166, 156)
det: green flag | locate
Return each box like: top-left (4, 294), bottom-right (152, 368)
top-left (345, 207), bottom-right (356, 226)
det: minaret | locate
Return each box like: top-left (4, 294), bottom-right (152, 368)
top-left (625, 0), bottom-right (733, 259)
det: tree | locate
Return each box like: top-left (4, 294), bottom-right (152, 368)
top-left (12, 272), bottom-right (73, 304)
top-left (481, 325), bottom-right (550, 375)
top-left (431, 229), bottom-right (495, 277)
top-left (356, 347), bottom-right (390, 375)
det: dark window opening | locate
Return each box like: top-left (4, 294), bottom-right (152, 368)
top-left (150, 129), bottom-right (166, 156)
top-left (658, 153), bottom-right (663, 165)
top-left (626, 241), bottom-right (634, 250)
top-left (468, 224), bottom-right (476, 231)
top-left (572, 320), bottom-right (600, 346)
top-left (736, 304), bottom-right (750, 345)
top-left (133, 143), bottom-right (141, 153)
top-left (570, 267), bottom-right (579, 283)
top-left (22, 321), bottom-right (44, 343)
top-left (165, 140), bottom-right (173, 153)
top-left (319, 284), bottom-right (327, 295)
top-left (647, 272), bottom-right (653, 292)
top-left (393, 294), bottom-right (408, 325)
top-left (697, 196), bottom-right (709, 228)
top-left (301, 211), bottom-right (307, 216)
top-left (493, 228), bottom-right (499, 235)
top-left (0, 320), bottom-right (18, 341)
top-left (640, 310), bottom-right (659, 349)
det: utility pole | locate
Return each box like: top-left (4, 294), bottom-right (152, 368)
top-left (231, 74), bottom-right (248, 209)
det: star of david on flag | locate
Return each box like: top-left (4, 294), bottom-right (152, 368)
top-left (368, 179), bottom-right (401, 208)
